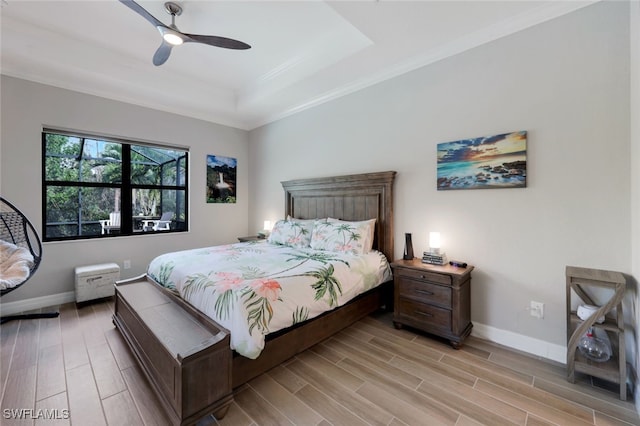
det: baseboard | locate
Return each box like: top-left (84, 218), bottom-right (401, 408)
top-left (0, 295), bottom-right (582, 366)
top-left (472, 322), bottom-right (566, 364)
top-left (0, 291), bottom-right (76, 316)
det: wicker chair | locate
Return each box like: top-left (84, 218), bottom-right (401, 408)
top-left (0, 197), bottom-right (58, 324)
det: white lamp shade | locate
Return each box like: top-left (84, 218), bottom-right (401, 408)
top-left (263, 220), bottom-right (273, 231)
top-left (429, 232), bottom-right (441, 249)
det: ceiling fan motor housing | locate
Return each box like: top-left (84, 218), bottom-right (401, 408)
top-left (164, 2), bottom-right (182, 16)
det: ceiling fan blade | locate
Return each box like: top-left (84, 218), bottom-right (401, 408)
top-left (153, 42), bottom-right (173, 66)
top-left (119, 0), bottom-right (166, 29)
top-left (184, 34), bottom-right (251, 50)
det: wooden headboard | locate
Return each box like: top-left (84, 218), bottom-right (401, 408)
top-left (281, 171), bottom-right (396, 261)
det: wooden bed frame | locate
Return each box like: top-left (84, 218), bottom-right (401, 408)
top-left (113, 171), bottom-right (396, 425)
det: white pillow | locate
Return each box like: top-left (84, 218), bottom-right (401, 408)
top-left (267, 219), bottom-right (314, 248)
top-left (328, 218), bottom-right (376, 251)
top-left (310, 218), bottom-right (376, 255)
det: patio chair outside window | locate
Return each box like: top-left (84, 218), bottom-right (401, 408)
top-left (100, 212), bottom-right (121, 235)
top-left (143, 212), bottom-right (173, 232)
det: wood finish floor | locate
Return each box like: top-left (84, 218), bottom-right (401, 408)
top-left (1, 299), bottom-right (638, 426)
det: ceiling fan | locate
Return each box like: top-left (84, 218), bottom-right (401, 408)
top-left (119, 0), bottom-right (251, 66)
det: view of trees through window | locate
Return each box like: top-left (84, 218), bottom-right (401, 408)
top-left (43, 130), bottom-right (188, 241)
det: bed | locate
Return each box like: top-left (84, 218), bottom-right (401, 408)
top-left (113, 170), bottom-right (396, 424)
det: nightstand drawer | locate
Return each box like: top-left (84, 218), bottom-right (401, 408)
top-left (397, 299), bottom-right (451, 331)
top-left (397, 278), bottom-right (451, 308)
top-left (396, 267), bottom-right (451, 286)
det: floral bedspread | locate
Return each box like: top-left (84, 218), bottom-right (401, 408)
top-left (147, 241), bottom-right (392, 359)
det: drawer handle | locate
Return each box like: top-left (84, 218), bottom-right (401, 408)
top-left (415, 310), bottom-right (433, 317)
top-left (416, 289), bottom-right (434, 296)
top-left (87, 276), bottom-right (103, 282)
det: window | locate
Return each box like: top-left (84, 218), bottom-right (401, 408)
top-left (43, 130), bottom-right (188, 241)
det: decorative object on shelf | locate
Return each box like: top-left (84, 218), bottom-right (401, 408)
top-left (207, 155), bottom-right (237, 203)
top-left (576, 303), bottom-right (612, 362)
top-left (577, 304), bottom-right (605, 324)
top-left (403, 233), bottom-right (414, 260)
top-left (578, 326), bottom-right (611, 362)
top-left (437, 130), bottom-right (527, 191)
top-left (422, 231), bottom-right (447, 265)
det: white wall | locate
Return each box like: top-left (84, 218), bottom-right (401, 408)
top-left (249, 2), bottom-right (633, 362)
top-left (0, 76), bottom-right (249, 306)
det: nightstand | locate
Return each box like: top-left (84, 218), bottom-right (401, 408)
top-left (237, 235), bottom-right (266, 242)
top-left (391, 258), bottom-right (474, 348)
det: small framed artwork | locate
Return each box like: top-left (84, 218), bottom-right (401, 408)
top-left (207, 155), bottom-right (237, 203)
top-left (437, 130), bottom-right (527, 190)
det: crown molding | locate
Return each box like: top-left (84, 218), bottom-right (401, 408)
top-left (250, 1), bottom-right (598, 130)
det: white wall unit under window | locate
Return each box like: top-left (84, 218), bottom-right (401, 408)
top-left (75, 263), bottom-right (120, 303)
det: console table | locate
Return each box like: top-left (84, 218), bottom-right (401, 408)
top-left (565, 266), bottom-right (627, 400)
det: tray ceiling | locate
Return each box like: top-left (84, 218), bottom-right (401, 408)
top-left (0, 1), bottom-right (595, 130)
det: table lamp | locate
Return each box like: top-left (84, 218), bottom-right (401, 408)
top-left (422, 231), bottom-right (448, 265)
top-left (258, 220), bottom-right (272, 238)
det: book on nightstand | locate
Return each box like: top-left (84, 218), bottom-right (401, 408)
top-left (422, 251), bottom-right (448, 265)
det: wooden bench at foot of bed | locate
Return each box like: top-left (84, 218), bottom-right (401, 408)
top-left (113, 275), bottom-right (233, 426)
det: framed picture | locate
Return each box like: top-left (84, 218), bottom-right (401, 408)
top-left (206, 155), bottom-right (237, 203)
top-left (437, 130), bottom-right (527, 190)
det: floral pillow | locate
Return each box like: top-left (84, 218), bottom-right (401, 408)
top-left (328, 218), bottom-right (375, 247)
top-left (267, 219), bottom-right (314, 248)
top-left (310, 219), bottom-right (376, 255)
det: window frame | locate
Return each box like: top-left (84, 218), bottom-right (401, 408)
top-left (42, 129), bottom-right (189, 242)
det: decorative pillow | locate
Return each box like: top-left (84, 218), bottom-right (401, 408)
top-left (310, 218), bottom-right (376, 255)
top-left (267, 219), bottom-right (314, 248)
top-left (328, 218), bottom-right (376, 250)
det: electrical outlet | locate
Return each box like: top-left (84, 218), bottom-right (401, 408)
top-left (123, 260), bottom-right (131, 270)
top-left (530, 301), bottom-right (544, 319)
